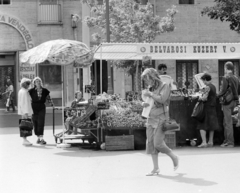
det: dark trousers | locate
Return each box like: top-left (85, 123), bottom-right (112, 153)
top-left (222, 100), bottom-right (237, 145)
top-left (32, 108), bottom-right (46, 136)
top-left (7, 100), bottom-right (15, 111)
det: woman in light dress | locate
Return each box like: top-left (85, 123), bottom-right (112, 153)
top-left (18, 78), bottom-right (33, 146)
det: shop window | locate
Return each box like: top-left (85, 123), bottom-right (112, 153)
top-left (176, 61), bottom-right (198, 90)
top-left (179, 0), bottom-right (194, 4)
top-left (38, 63), bottom-right (62, 100)
top-left (38, 0), bottom-right (62, 24)
top-left (0, 0), bottom-right (10, 4)
top-left (218, 60), bottom-right (240, 89)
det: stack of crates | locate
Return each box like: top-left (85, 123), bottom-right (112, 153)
top-left (164, 131), bottom-right (176, 149)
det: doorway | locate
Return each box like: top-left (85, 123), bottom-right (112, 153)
top-left (0, 54), bottom-right (16, 109)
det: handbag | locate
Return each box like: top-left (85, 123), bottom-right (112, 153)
top-left (162, 105), bottom-right (180, 132)
top-left (219, 79), bottom-right (234, 105)
top-left (191, 101), bottom-right (205, 122)
top-left (19, 119), bottom-right (33, 131)
top-left (19, 119), bottom-right (33, 137)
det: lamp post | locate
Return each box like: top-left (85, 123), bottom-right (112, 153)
top-left (106, 0), bottom-right (113, 94)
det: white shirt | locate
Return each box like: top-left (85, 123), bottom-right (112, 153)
top-left (18, 88), bottom-right (33, 116)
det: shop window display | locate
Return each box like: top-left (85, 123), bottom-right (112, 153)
top-left (176, 60), bottom-right (198, 90)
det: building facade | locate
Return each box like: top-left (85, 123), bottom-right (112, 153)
top-left (152, 0), bottom-right (240, 92)
top-left (0, 0), bottom-right (83, 108)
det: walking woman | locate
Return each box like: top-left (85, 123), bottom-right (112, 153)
top-left (197, 73), bottom-right (219, 148)
top-left (18, 78), bottom-right (33, 146)
top-left (141, 68), bottom-right (179, 176)
top-left (29, 77), bottom-right (52, 145)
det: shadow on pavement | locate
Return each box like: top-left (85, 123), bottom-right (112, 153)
top-left (54, 148), bottom-right (143, 157)
top-left (157, 173), bottom-right (218, 186)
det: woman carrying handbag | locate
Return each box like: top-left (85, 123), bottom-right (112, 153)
top-left (195, 73), bottom-right (219, 148)
top-left (18, 78), bottom-right (34, 146)
top-left (141, 68), bottom-right (179, 176)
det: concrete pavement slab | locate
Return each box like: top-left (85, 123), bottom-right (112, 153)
top-left (1, 126), bottom-right (240, 193)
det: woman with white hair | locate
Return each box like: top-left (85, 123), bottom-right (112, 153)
top-left (18, 78), bottom-right (33, 146)
top-left (29, 77), bottom-right (52, 145)
top-left (141, 68), bottom-right (179, 176)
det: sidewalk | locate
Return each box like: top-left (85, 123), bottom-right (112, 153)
top-left (0, 108), bottom-right (62, 128)
top-left (1, 125), bottom-right (240, 193)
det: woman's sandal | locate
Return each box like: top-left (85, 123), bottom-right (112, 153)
top-left (146, 169), bottom-right (160, 176)
top-left (174, 156), bottom-right (179, 171)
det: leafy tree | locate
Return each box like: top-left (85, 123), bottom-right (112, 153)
top-left (81, 0), bottom-right (177, 92)
top-left (201, 0), bottom-right (240, 33)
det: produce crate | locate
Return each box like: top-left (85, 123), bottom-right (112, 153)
top-left (105, 135), bottom-right (134, 151)
top-left (164, 131), bottom-right (176, 149)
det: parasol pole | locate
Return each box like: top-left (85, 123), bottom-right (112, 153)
top-left (57, 65), bottom-right (71, 148)
top-left (100, 45), bottom-right (102, 94)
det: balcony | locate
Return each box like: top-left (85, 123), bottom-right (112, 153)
top-left (38, 3), bottom-right (62, 24)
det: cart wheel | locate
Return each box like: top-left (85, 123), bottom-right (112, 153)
top-left (60, 139), bottom-right (63, 143)
top-left (54, 137), bottom-right (58, 144)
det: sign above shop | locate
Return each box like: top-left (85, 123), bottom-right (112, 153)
top-left (0, 14), bottom-right (34, 50)
top-left (94, 43), bottom-right (240, 60)
top-left (137, 43), bottom-right (240, 59)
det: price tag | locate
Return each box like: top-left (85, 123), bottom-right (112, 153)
top-left (97, 102), bottom-right (110, 110)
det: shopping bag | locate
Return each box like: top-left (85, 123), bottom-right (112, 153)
top-left (6, 98), bottom-right (10, 107)
top-left (191, 101), bottom-right (205, 122)
top-left (19, 119), bottom-right (33, 137)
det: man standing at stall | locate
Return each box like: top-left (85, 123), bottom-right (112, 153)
top-left (218, 61), bottom-right (239, 148)
top-left (157, 64), bottom-right (178, 90)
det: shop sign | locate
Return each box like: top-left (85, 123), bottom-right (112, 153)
top-left (18, 51), bottom-right (36, 80)
top-left (137, 43), bottom-right (240, 59)
top-left (19, 63), bottom-right (36, 80)
top-left (0, 14), bottom-right (34, 50)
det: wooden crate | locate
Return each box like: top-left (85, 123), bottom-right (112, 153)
top-left (105, 135), bottom-right (134, 151)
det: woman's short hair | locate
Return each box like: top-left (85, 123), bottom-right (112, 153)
top-left (33, 77), bottom-right (43, 87)
top-left (75, 91), bottom-right (82, 98)
top-left (201, 73), bottom-right (212, 81)
top-left (158, 64), bottom-right (167, 71)
top-left (225, 61), bottom-right (234, 71)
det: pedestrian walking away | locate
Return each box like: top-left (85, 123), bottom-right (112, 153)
top-left (217, 61), bottom-right (239, 148)
top-left (195, 73), bottom-right (219, 148)
top-left (29, 77), bottom-right (53, 145)
top-left (18, 78), bottom-right (33, 146)
top-left (4, 78), bottom-right (16, 112)
top-left (141, 68), bottom-right (179, 176)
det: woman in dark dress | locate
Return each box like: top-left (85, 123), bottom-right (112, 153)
top-left (197, 73), bottom-right (219, 148)
top-left (29, 77), bottom-right (53, 145)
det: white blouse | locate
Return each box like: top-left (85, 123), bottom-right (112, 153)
top-left (18, 88), bottom-right (33, 116)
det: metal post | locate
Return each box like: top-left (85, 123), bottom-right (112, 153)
top-left (106, 0), bottom-right (113, 94)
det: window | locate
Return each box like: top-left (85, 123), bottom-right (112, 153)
top-left (38, 0), bottom-right (62, 24)
top-left (218, 60), bottom-right (240, 89)
top-left (176, 61), bottom-right (198, 90)
top-left (0, 0), bottom-right (10, 4)
top-left (179, 0), bottom-right (194, 5)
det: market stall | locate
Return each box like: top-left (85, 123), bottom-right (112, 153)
top-left (20, 39), bottom-right (95, 148)
top-left (94, 42), bottom-right (240, 147)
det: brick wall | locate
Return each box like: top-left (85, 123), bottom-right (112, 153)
top-left (155, 0), bottom-right (240, 43)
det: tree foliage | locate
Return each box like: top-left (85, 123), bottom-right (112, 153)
top-left (81, 0), bottom-right (177, 75)
top-left (82, 0), bottom-right (177, 43)
top-left (201, 0), bottom-right (240, 33)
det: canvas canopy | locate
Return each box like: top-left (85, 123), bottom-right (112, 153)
top-left (94, 42), bottom-right (240, 60)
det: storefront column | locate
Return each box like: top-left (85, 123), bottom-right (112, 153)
top-left (82, 2), bottom-right (91, 100)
